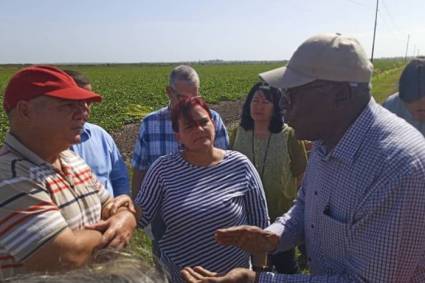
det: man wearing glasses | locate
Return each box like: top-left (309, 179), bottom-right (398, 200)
top-left (181, 33), bottom-right (425, 282)
top-left (131, 64), bottom-right (229, 195)
top-left (131, 65), bottom-right (229, 260)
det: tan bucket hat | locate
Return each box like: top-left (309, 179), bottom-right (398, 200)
top-left (259, 33), bottom-right (373, 89)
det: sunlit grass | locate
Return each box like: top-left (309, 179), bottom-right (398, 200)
top-left (371, 66), bottom-right (405, 103)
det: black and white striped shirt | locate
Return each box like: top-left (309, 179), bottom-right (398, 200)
top-left (136, 150), bottom-right (269, 282)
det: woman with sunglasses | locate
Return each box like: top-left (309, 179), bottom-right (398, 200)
top-left (231, 82), bottom-right (307, 274)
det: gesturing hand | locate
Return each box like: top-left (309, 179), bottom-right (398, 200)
top-left (181, 266), bottom-right (255, 283)
top-left (215, 225), bottom-right (279, 255)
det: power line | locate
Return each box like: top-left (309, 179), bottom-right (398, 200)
top-left (370, 0), bottom-right (379, 63)
top-left (405, 34), bottom-right (410, 62)
top-left (381, 0), bottom-right (403, 36)
top-left (343, 0), bottom-right (368, 7)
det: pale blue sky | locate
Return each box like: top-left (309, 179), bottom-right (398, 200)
top-left (0, 0), bottom-right (423, 64)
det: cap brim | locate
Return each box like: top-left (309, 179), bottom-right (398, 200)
top-left (44, 86), bottom-right (102, 103)
top-left (259, 66), bottom-right (315, 89)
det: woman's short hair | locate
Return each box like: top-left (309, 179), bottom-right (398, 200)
top-left (171, 96), bottom-right (212, 132)
top-left (399, 58), bottom-right (425, 103)
top-left (240, 82), bottom-right (284, 133)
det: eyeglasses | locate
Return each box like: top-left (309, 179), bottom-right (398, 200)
top-left (279, 81), bottom-right (340, 109)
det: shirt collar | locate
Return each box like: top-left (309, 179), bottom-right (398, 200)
top-left (5, 132), bottom-right (77, 171)
top-left (315, 98), bottom-right (377, 164)
top-left (79, 123), bottom-right (91, 143)
top-left (5, 132), bottom-right (53, 167)
top-left (162, 106), bottom-right (172, 118)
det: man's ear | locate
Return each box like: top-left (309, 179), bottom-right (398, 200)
top-left (15, 100), bottom-right (32, 121)
top-left (165, 86), bottom-right (173, 100)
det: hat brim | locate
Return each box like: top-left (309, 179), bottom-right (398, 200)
top-left (259, 66), bottom-right (315, 89)
top-left (44, 86), bottom-right (102, 103)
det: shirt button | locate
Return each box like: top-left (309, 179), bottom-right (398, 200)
top-left (314, 191), bottom-right (318, 195)
top-left (311, 224), bottom-right (314, 228)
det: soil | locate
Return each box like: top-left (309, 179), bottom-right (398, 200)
top-left (111, 99), bottom-right (244, 163)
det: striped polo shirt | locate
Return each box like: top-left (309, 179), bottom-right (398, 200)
top-left (0, 133), bottom-right (111, 279)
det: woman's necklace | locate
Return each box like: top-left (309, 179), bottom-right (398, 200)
top-left (251, 130), bottom-right (272, 179)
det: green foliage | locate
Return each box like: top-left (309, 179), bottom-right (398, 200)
top-left (126, 229), bottom-right (154, 266)
top-left (0, 60), bottom-right (405, 143)
top-left (372, 66), bottom-right (404, 103)
top-left (126, 104), bottom-right (155, 119)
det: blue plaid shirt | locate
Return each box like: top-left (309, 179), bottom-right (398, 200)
top-left (132, 106), bottom-right (229, 171)
top-left (262, 100), bottom-right (425, 282)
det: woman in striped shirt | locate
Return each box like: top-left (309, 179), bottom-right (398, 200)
top-left (135, 96), bottom-right (269, 282)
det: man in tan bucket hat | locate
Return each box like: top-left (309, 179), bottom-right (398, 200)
top-left (181, 33), bottom-right (425, 282)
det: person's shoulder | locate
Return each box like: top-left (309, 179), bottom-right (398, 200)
top-left (272, 124), bottom-right (294, 145)
top-left (137, 107), bottom-right (170, 133)
top-left (83, 122), bottom-right (117, 147)
top-left (232, 126), bottom-right (247, 137)
top-left (225, 150), bottom-right (250, 163)
top-left (382, 93), bottom-right (402, 111)
top-left (0, 145), bottom-right (29, 180)
top-left (279, 124), bottom-right (293, 136)
top-left (210, 109), bottom-right (224, 121)
top-left (383, 92), bottom-right (399, 103)
top-left (367, 104), bottom-right (425, 170)
top-left (84, 122), bottom-right (112, 137)
top-left (224, 151), bottom-right (259, 179)
top-left (372, 102), bottom-right (421, 139)
top-left (142, 106), bottom-right (169, 122)
top-left (156, 151), bottom-right (181, 164)
top-left (146, 152), bottom-right (182, 174)
top-left (235, 125), bottom-right (247, 133)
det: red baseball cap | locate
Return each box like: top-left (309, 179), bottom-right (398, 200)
top-left (3, 65), bottom-right (102, 112)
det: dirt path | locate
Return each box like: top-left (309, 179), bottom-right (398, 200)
top-left (111, 99), bottom-right (244, 163)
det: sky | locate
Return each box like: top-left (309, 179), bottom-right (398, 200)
top-left (0, 0), bottom-right (424, 64)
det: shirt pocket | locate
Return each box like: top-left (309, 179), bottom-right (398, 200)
top-left (318, 212), bottom-right (348, 260)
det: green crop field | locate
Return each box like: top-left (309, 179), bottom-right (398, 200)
top-left (0, 59), bottom-right (405, 143)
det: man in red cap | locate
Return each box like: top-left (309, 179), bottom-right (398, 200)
top-left (0, 65), bottom-right (136, 279)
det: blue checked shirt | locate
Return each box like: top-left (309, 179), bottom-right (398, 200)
top-left (132, 106), bottom-right (229, 171)
top-left (262, 100), bottom-right (425, 282)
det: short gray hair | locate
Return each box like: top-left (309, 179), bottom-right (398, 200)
top-left (169, 65), bottom-right (200, 89)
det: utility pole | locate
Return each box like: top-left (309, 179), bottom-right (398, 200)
top-left (404, 34), bottom-right (410, 62)
top-left (370, 0), bottom-right (379, 63)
